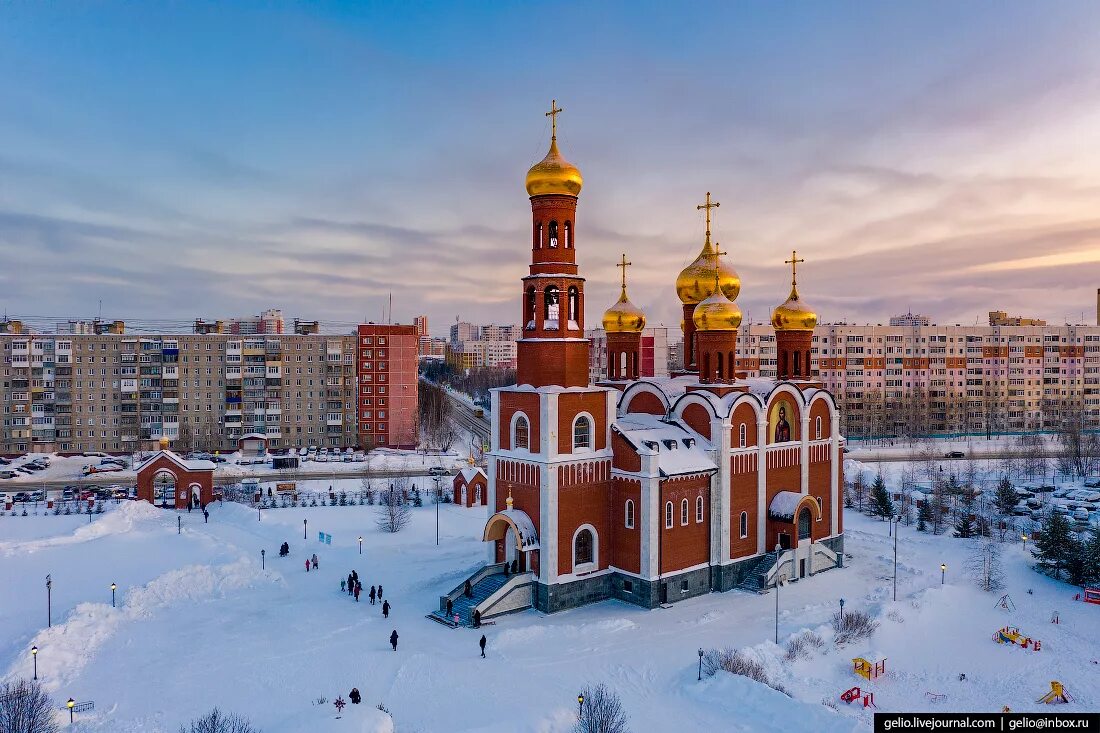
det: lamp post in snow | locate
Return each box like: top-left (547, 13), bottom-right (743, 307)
top-left (577, 693), bottom-right (584, 719)
top-left (774, 543), bottom-right (782, 645)
top-left (839, 597), bottom-right (845, 620)
top-left (46, 575), bottom-right (52, 628)
top-left (67, 698), bottom-right (75, 724)
top-left (111, 583), bottom-right (117, 608)
top-left (261, 549), bottom-right (265, 570)
top-left (304, 518), bottom-right (307, 540)
top-left (892, 514), bottom-right (901, 601)
top-left (1021, 533), bottom-right (1028, 552)
top-left (31, 646), bottom-right (37, 680)
top-left (697, 647), bottom-right (704, 681)
top-left (178, 515), bottom-right (181, 534)
top-left (940, 563), bottom-right (947, 585)
top-left (434, 476), bottom-right (441, 546)
top-left (358, 536), bottom-right (363, 555)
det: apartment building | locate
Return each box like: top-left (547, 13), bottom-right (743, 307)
top-left (356, 324), bottom-right (418, 450)
top-left (586, 326), bottom-right (671, 384)
top-left (444, 322), bottom-right (520, 370)
top-left (1, 324), bottom-right (418, 454)
top-left (724, 321), bottom-right (1100, 438)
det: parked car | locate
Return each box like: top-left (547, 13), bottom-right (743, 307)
top-left (82, 464), bottom-right (123, 476)
top-left (82, 451), bottom-right (108, 458)
top-left (0, 471), bottom-right (16, 480)
top-left (112, 488), bottom-right (129, 499)
top-left (428, 466), bottom-right (450, 477)
top-left (352, 452), bottom-right (366, 462)
top-left (13, 492), bottom-right (30, 503)
top-left (944, 451), bottom-right (965, 459)
top-left (1052, 488), bottom-right (1071, 499)
top-left (16, 467), bottom-right (34, 475)
top-left (211, 455), bottom-right (227, 463)
top-left (0, 456), bottom-right (11, 465)
top-left (314, 453), bottom-right (329, 463)
top-left (1073, 508), bottom-right (1090, 522)
top-left (61, 488), bottom-right (76, 501)
top-left (29, 490), bottom-right (46, 502)
top-left (100, 458), bottom-right (129, 469)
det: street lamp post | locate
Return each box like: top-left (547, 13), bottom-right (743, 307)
top-left (67, 698), bottom-right (75, 724)
top-left (1021, 533), bottom-right (1028, 552)
top-left (697, 647), bottom-right (704, 681)
top-left (774, 543), bottom-right (782, 645)
top-left (892, 514), bottom-right (901, 602)
top-left (261, 549), bottom-right (265, 570)
top-left (941, 563), bottom-right (947, 585)
top-left (434, 477), bottom-right (441, 546)
top-left (111, 583), bottom-right (117, 608)
top-left (577, 693), bottom-right (584, 719)
top-left (839, 597), bottom-right (845, 620)
top-left (46, 575), bottom-right (52, 628)
top-left (31, 646), bottom-right (37, 680)
top-left (304, 518), bottom-right (307, 540)
top-left (358, 536), bottom-right (363, 555)
top-left (178, 515), bottom-right (181, 534)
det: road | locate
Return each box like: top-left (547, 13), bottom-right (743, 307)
top-left (846, 446), bottom-right (1066, 463)
top-left (446, 392), bottom-right (490, 444)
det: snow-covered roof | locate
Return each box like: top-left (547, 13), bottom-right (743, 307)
top-left (458, 466), bottom-right (486, 483)
top-left (136, 450), bottom-right (216, 474)
top-left (615, 413), bottom-right (716, 477)
top-left (768, 491), bottom-right (803, 520)
top-left (238, 433), bottom-right (268, 441)
top-left (500, 509), bottom-right (539, 550)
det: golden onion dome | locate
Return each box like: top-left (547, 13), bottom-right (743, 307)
top-left (676, 240), bottom-right (740, 305)
top-left (525, 137), bottom-right (583, 197)
top-left (693, 291), bottom-right (743, 332)
top-left (602, 287), bottom-right (646, 333)
top-left (159, 435), bottom-right (170, 450)
top-left (772, 284), bottom-right (818, 332)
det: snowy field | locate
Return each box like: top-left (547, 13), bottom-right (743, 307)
top-left (2, 495), bottom-right (1099, 731)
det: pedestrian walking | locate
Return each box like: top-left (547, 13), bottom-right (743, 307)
top-left (341, 579), bottom-right (346, 593)
top-left (377, 585), bottom-right (383, 599)
top-left (349, 688), bottom-right (361, 705)
top-left (369, 586), bottom-right (376, 605)
top-left (479, 635), bottom-right (486, 658)
top-left (446, 598), bottom-right (453, 617)
top-left (354, 583), bottom-right (361, 602)
top-left (311, 553), bottom-right (319, 570)
top-left (464, 580), bottom-right (472, 598)
top-left (203, 508), bottom-right (209, 523)
top-left (382, 600), bottom-right (390, 619)
top-left (473, 609), bottom-right (482, 628)
top-left (347, 573), bottom-right (354, 595)
top-left (305, 559), bottom-right (310, 573)
top-left (389, 629), bottom-right (399, 651)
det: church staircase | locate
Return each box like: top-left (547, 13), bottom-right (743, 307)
top-left (736, 551), bottom-right (778, 593)
top-left (429, 565), bottom-right (514, 628)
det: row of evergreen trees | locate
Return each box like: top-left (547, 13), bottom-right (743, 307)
top-left (1032, 511), bottom-right (1100, 587)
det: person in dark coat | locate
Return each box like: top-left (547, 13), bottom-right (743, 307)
top-left (347, 573), bottom-right (354, 595)
top-left (389, 629), bottom-right (398, 651)
top-left (305, 559), bottom-right (310, 572)
top-left (446, 598), bottom-right (453, 616)
top-left (473, 609), bottom-right (481, 628)
top-left (377, 585), bottom-right (383, 599)
top-left (464, 580), bottom-right (472, 598)
top-left (354, 583), bottom-right (361, 602)
top-left (382, 600), bottom-right (391, 619)
top-left (369, 586), bottom-right (376, 605)
top-left (203, 508), bottom-right (209, 523)
top-left (349, 688), bottom-right (361, 705)
top-left (479, 634), bottom-right (486, 658)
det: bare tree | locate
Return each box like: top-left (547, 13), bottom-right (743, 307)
top-left (966, 539), bottom-right (1005, 592)
top-left (179, 709), bottom-right (259, 733)
top-left (175, 417), bottom-right (195, 454)
top-left (0, 678), bottom-right (59, 733)
top-left (375, 486), bottom-right (411, 533)
top-left (574, 683), bottom-right (630, 733)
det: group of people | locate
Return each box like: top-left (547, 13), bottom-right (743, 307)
top-left (444, 594), bottom-right (483, 628)
top-left (305, 553), bottom-right (319, 572)
top-left (278, 542), bottom-right (290, 557)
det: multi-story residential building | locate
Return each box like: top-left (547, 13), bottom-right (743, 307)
top-left (889, 312), bottom-right (931, 327)
top-left (224, 308), bottom-right (285, 335)
top-left (1, 324), bottom-right (419, 454)
top-left (444, 322), bottom-right (520, 370)
top-left (449, 321), bottom-right (479, 346)
top-left (989, 310), bottom-right (1047, 327)
top-left (586, 326), bottom-right (670, 384)
top-left (724, 321), bottom-right (1100, 438)
top-left (356, 324), bottom-right (418, 450)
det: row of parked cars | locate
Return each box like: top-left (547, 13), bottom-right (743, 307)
top-left (0, 456), bottom-right (51, 480)
top-left (81, 456), bottom-right (130, 476)
top-left (1012, 483), bottom-right (1100, 522)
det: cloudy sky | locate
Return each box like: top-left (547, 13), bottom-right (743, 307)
top-left (2, 2), bottom-right (1100, 335)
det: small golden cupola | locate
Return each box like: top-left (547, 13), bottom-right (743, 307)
top-left (525, 100), bottom-right (583, 197)
top-left (676, 192), bottom-right (740, 305)
top-left (771, 250), bottom-right (818, 332)
top-left (692, 243), bottom-right (743, 332)
top-left (602, 254), bottom-right (646, 333)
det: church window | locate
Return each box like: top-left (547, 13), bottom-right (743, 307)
top-left (513, 414), bottom-right (530, 450)
top-left (548, 220), bottom-right (559, 248)
top-left (794, 350), bottom-right (802, 375)
top-left (573, 527), bottom-right (594, 568)
top-left (798, 507), bottom-right (812, 540)
top-left (625, 499), bottom-right (635, 529)
top-left (567, 286), bottom-right (579, 325)
top-left (738, 423), bottom-right (747, 448)
top-left (544, 286), bottom-right (560, 323)
top-left (716, 352), bottom-right (724, 380)
top-left (695, 495), bottom-right (704, 523)
top-left (815, 415), bottom-right (822, 439)
top-left (572, 415), bottom-right (592, 451)
top-left (665, 501), bottom-right (673, 529)
top-left (535, 222), bottom-right (543, 249)
top-left (816, 495), bottom-right (823, 520)
top-left (680, 498), bottom-right (689, 526)
top-left (564, 221), bottom-right (572, 247)
top-left (524, 287), bottom-right (536, 329)
top-left (739, 511), bottom-right (748, 538)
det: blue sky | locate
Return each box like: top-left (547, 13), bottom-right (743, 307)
top-left (3, 2), bottom-right (1100, 334)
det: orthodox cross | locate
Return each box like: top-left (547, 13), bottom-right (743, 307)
top-left (697, 192), bottom-right (720, 238)
top-left (617, 253), bottom-right (632, 292)
top-left (546, 99), bottom-right (563, 139)
top-left (785, 250), bottom-right (805, 289)
top-left (712, 244), bottom-right (728, 290)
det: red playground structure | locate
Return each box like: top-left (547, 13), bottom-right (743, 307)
top-left (841, 686), bottom-right (876, 708)
top-left (1074, 587), bottom-right (1100, 605)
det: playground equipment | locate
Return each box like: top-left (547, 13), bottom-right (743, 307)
top-left (1037, 681), bottom-right (1071, 704)
top-left (852, 657), bottom-right (886, 681)
top-left (925, 692), bottom-right (946, 703)
top-left (1051, 611), bottom-right (1060, 624)
top-left (1074, 587), bottom-right (1100, 605)
top-left (994, 594), bottom-right (1016, 611)
top-left (841, 686), bottom-right (876, 708)
top-left (993, 626), bottom-right (1041, 651)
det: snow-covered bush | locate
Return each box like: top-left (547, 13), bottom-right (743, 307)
top-left (0, 678), bottom-right (58, 733)
top-left (179, 708), bottom-right (258, 733)
top-left (574, 683), bottom-right (629, 733)
top-left (831, 610), bottom-right (878, 644)
top-left (701, 649), bottom-right (790, 696)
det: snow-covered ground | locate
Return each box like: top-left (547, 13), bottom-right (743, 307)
top-left (2, 495), bottom-right (1098, 731)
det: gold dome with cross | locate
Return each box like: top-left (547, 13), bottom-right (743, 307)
top-left (602, 254), bottom-right (647, 333)
top-left (772, 250), bottom-right (819, 331)
top-left (676, 192), bottom-right (740, 304)
top-left (692, 244), bottom-right (743, 332)
top-left (525, 100), bottom-right (584, 197)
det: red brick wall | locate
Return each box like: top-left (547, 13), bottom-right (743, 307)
top-left (557, 392), bottom-right (607, 454)
top-left (499, 392), bottom-right (541, 451)
top-left (517, 340), bottom-right (589, 388)
top-left (626, 390), bottom-right (666, 416)
top-left (730, 461), bottom-right (758, 559)
top-left (557, 460), bottom-right (613, 575)
top-left (680, 403), bottom-right (712, 440)
top-left (659, 474), bottom-right (710, 574)
top-left (136, 454), bottom-right (213, 509)
top-left (809, 400), bottom-right (832, 439)
top-left (731, 403), bottom-right (758, 447)
top-left (610, 477), bottom-right (641, 574)
top-left (357, 324), bottom-right (419, 449)
top-left (809, 458), bottom-right (833, 540)
top-left (495, 459), bottom-right (541, 531)
top-left (611, 430), bottom-right (641, 472)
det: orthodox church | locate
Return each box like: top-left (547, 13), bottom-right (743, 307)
top-left (437, 104), bottom-right (843, 622)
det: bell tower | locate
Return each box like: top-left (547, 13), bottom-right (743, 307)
top-left (772, 250), bottom-right (819, 381)
top-left (518, 100), bottom-right (589, 388)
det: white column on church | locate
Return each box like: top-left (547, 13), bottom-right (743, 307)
top-left (800, 413), bottom-right (810, 495)
top-left (486, 389), bottom-right (501, 564)
top-left (830, 413), bottom-right (841, 536)
top-left (756, 417), bottom-right (768, 555)
top-left (713, 416), bottom-right (731, 567)
top-left (541, 393), bottom-right (559, 585)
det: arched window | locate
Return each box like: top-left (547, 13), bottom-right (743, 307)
top-left (564, 221), bottom-right (572, 248)
top-left (544, 285), bottom-right (560, 323)
top-left (695, 495), bottom-right (704, 523)
top-left (625, 499), bottom-right (635, 529)
top-left (567, 286), bottom-right (579, 325)
top-left (798, 507), bottom-right (812, 540)
top-left (513, 414), bottom-right (529, 451)
top-left (794, 351), bottom-right (801, 376)
top-left (573, 526), bottom-right (595, 568)
top-left (572, 415), bottom-right (592, 451)
top-left (548, 220), bottom-right (559, 248)
top-left (534, 222), bottom-right (543, 249)
top-left (716, 352), bottom-right (724, 380)
top-left (680, 498), bottom-right (689, 526)
top-left (729, 351), bottom-right (735, 376)
top-left (665, 501), bottom-right (673, 529)
top-left (739, 511), bottom-right (748, 539)
top-left (815, 415), bottom-right (822, 439)
top-left (779, 351), bottom-right (788, 377)
top-left (815, 496), bottom-right (823, 520)
top-left (738, 423), bottom-right (747, 448)
top-left (524, 287), bottom-right (536, 329)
